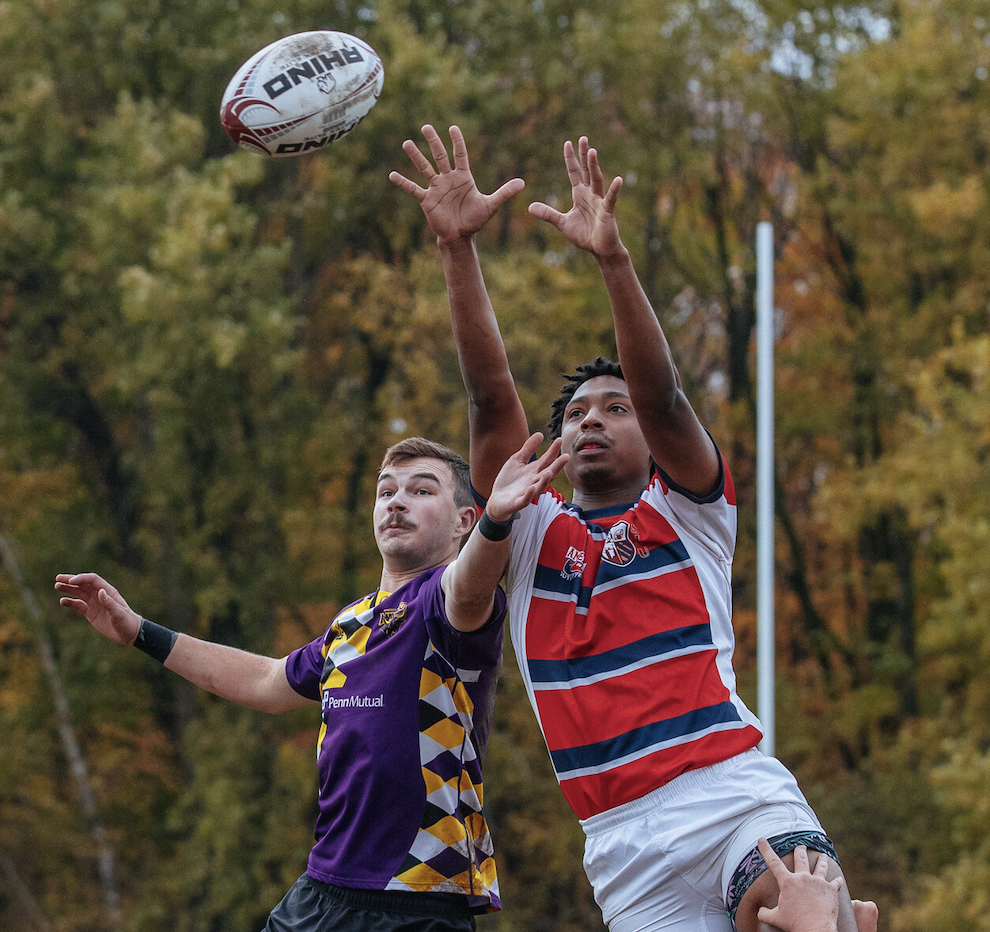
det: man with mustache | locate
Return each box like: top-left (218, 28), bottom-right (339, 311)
top-left (56, 433), bottom-right (567, 932)
top-left (391, 127), bottom-right (863, 932)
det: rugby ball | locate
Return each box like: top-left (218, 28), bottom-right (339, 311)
top-left (220, 31), bottom-right (384, 157)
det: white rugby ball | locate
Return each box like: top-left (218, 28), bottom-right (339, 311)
top-left (220, 31), bottom-right (384, 157)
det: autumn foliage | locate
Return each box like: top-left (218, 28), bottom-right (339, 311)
top-left (2, 0), bottom-right (989, 929)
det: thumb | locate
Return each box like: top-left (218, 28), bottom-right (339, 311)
top-left (99, 587), bottom-right (140, 645)
top-left (602, 175), bottom-right (623, 212)
top-left (98, 586), bottom-right (125, 620)
top-left (757, 906), bottom-right (775, 925)
top-left (528, 201), bottom-right (566, 230)
top-left (490, 177), bottom-right (525, 208)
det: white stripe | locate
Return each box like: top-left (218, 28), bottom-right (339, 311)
top-left (591, 557), bottom-right (694, 597)
top-left (532, 587), bottom-right (580, 604)
top-left (532, 557), bottom-right (702, 630)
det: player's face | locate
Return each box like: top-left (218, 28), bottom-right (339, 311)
top-left (559, 375), bottom-right (652, 498)
top-left (373, 457), bottom-right (473, 570)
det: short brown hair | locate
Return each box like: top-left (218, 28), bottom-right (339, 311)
top-left (379, 438), bottom-right (473, 509)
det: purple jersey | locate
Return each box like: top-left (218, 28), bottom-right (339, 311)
top-left (285, 565), bottom-right (505, 912)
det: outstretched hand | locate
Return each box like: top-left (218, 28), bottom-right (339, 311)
top-left (529, 136), bottom-right (625, 259)
top-left (756, 840), bottom-right (843, 932)
top-left (389, 124), bottom-right (524, 246)
top-left (486, 433), bottom-right (568, 524)
top-left (54, 573), bottom-right (141, 646)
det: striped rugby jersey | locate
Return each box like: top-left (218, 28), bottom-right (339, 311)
top-left (505, 456), bottom-right (763, 820)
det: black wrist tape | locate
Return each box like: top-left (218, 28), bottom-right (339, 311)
top-left (477, 510), bottom-right (517, 542)
top-left (134, 618), bottom-right (178, 664)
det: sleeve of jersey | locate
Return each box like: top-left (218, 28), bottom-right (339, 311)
top-left (652, 444), bottom-right (737, 562)
top-left (283, 635), bottom-right (326, 701)
top-left (505, 490), bottom-right (561, 595)
top-left (429, 570), bottom-right (507, 667)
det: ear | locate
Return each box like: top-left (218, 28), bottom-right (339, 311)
top-left (453, 505), bottom-right (478, 541)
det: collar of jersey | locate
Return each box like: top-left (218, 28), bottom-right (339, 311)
top-left (564, 499), bottom-right (637, 522)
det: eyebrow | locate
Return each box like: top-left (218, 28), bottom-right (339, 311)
top-left (566, 389), bottom-right (631, 407)
top-left (377, 470), bottom-right (444, 486)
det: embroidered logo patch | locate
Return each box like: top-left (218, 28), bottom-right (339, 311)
top-left (561, 545), bottom-right (586, 579)
top-left (378, 601), bottom-right (408, 637)
top-left (601, 520), bottom-right (650, 566)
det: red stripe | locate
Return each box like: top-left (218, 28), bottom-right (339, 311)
top-left (722, 457), bottom-right (736, 506)
top-left (533, 651), bottom-right (730, 750)
top-left (525, 567), bottom-right (711, 660)
top-left (526, 509), bottom-right (712, 660)
top-left (558, 726), bottom-right (763, 819)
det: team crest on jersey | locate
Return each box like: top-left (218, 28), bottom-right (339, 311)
top-left (601, 521), bottom-right (650, 566)
top-left (378, 602), bottom-right (407, 637)
top-left (561, 546), bottom-right (586, 579)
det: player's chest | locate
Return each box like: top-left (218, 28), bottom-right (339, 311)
top-left (539, 509), bottom-right (683, 580)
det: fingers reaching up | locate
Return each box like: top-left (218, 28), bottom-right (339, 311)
top-left (486, 433), bottom-right (568, 523)
top-left (528, 136), bottom-right (624, 258)
top-left (389, 124), bottom-right (524, 245)
top-left (852, 900), bottom-right (879, 932)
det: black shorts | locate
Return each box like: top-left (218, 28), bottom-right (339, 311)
top-left (263, 875), bottom-right (477, 932)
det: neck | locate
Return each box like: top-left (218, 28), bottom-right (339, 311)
top-left (379, 556), bottom-right (455, 594)
top-left (571, 479), bottom-right (648, 512)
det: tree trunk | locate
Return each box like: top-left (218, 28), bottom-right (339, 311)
top-left (0, 532), bottom-right (123, 931)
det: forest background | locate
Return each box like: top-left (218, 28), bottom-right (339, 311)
top-left (2, 0), bottom-right (989, 929)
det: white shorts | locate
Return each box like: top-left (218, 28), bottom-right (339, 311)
top-left (579, 749), bottom-right (825, 932)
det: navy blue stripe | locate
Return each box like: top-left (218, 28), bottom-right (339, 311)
top-left (549, 702), bottom-right (743, 773)
top-left (579, 502), bottom-right (636, 521)
top-left (528, 624), bottom-right (713, 684)
top-left (533, 561), bottom-right (585, 601)
top-left (532, 538), bottom-right (692, 603)
top-left (595, 538), bottom-right (691, 586)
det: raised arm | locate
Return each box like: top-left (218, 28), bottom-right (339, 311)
top-left (529, 138), bottom-right (720, 497)
top-left (442, 433), bottom-right (567, 631)
top-left (389, 124), bottom-right (530, 498)
top-left (54, 573), bottom-right (310, 714)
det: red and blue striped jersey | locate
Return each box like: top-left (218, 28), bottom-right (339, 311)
top-left (505, 458), bottom-right (763, 820)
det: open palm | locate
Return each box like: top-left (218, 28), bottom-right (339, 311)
top-left (529, 137), bottom-right (625, 258)
top-left (389, 124), bottom-right (524, 245)
top-left (487, 433), bottom-right (568, 522)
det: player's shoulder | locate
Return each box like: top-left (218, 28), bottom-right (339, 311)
top-left (649, 449), bottom-right (734, 507)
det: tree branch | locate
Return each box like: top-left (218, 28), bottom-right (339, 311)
top-left (0, 849), bottom-right (52, 932)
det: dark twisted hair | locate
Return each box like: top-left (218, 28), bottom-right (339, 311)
top-left (547, 356), bottom-right (625, 439)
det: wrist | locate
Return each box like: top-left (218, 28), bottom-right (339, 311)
top-left (477, 509), bottom-right (517, 542)
top-left (595, 244), bottom-right (631, 268)
top-left (437, 234), bottom-right (478, 256)
top-left (133, 618), bottom-right (178, 663)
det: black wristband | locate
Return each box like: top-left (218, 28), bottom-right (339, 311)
top-left (477, 510), bottom-right (517, 542)
top-left (133, 618), bottom-right (178, 664)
